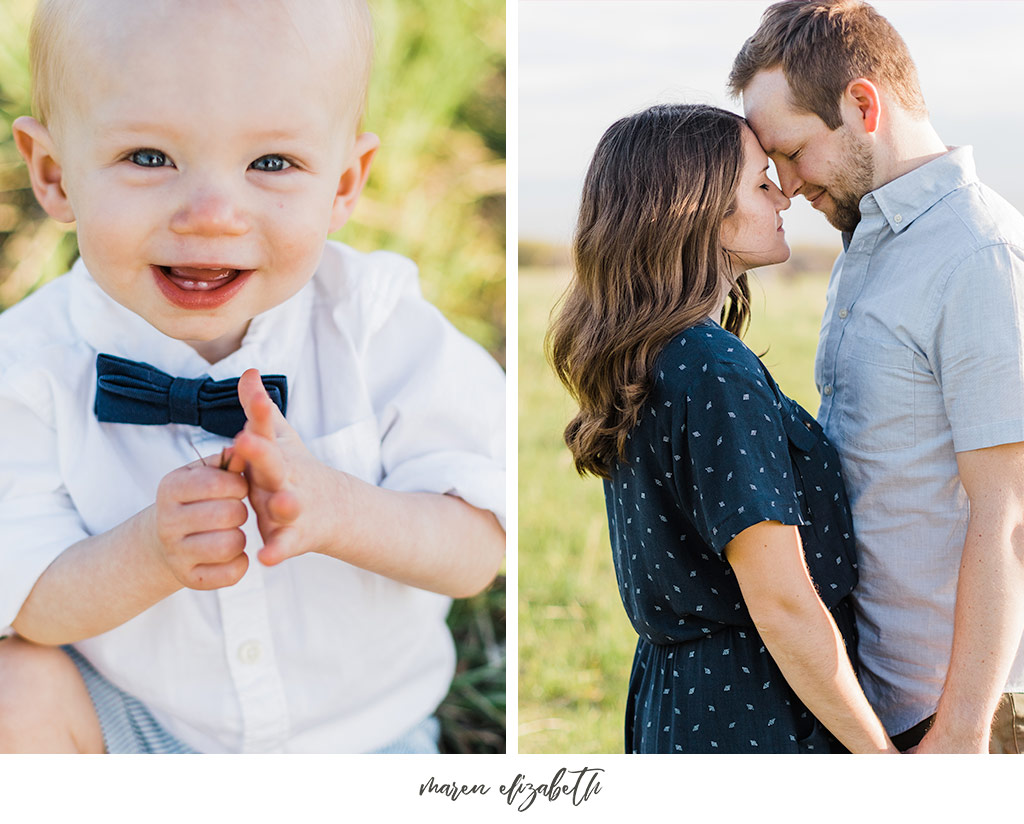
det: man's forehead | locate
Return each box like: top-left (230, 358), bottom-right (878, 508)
top-left (741, 69), bottom-right (811, 153)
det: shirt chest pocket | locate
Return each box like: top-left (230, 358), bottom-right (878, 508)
top-left (837, 337), bottom-right (917, 453)
top-left (307, 416), bottom-right (383, 485)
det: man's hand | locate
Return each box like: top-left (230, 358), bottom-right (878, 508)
top-left (230, 369), bottom-right (346, 566)
top-left (151, 456), bottom-right (250, 589)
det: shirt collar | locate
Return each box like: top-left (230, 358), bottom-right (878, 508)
top-left (68, 258), bottom-right (314, 382)
top-left (866, 145), bottom-right (977, 236)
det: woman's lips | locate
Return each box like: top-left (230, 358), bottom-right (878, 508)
top-left (152, 264), bottom-right (253, 309)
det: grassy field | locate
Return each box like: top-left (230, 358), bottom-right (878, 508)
top-left (517, 265), bottom-right (830, 754)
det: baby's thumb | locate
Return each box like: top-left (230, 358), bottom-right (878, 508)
top-left (237, 369), bottom-right (283, 439)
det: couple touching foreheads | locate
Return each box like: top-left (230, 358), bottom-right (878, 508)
top-left (551, 0), bottom-right (1024, 754)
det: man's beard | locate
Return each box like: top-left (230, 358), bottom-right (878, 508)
top-left (821, 128), bottom-right (875, 233)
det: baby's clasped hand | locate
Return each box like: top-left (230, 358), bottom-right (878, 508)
top-left (152, 453), bottom-right (250, 591)
top-left (230, 368), bottom-right (349, 567)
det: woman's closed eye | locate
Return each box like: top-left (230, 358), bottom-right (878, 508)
top-left (250, 154), bottom-right (292, 172)
top-left (127, 148), bottom-right (173, 168)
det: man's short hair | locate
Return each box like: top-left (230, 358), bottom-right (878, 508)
top-left (728, 0), bottom-right (927, 129)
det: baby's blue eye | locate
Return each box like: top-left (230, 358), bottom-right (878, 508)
top-left (128, 149), bottom-right (170, 167)
top-left (250, 155), bottom-right (291, 172)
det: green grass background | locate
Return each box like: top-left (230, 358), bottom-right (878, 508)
top-left (518, 266), bottom-right (830, 754)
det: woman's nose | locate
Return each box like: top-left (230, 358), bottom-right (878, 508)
top-left (774, 183), bottom-right (792, 211)
top-left (170, 180), bottom-right (248, 236)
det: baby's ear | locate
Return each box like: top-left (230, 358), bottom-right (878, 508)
top-left (12, 116), bottom-right (76, 224)
top-left (328, 131), bottom-right (379, 233)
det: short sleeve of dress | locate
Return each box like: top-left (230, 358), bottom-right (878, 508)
top-left (666, 339), bottom-right (806, 556)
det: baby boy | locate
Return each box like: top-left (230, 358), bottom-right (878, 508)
top-left (0, 0), bottom-right (506, 753)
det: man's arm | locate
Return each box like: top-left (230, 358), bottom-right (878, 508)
top-left (915, 441), bottom-right (1024, 753)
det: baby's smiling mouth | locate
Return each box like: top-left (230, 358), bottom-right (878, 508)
top-left (159, 265), bottom-right (244, 291)
top-left (152, 264), bottom-right (254, 310)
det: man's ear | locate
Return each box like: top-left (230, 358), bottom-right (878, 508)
top-left (11, 116), bottom-right (76, 224)
top-left (844, 78), bottom-right (881, 134)
top-left (328, 131), bottom-right (380, 233)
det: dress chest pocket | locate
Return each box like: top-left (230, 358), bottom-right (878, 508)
top-left (307, 417), bottom-right (383, 485)
top-left (837, 337), bottom-right (917, 453)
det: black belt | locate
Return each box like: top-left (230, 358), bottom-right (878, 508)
top-left (891, 714), bottom-right (935, 751)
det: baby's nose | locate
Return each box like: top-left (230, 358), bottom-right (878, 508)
top-left (170, 184), bottom-right (248, 236)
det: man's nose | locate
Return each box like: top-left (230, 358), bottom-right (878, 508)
top-left (170, 179), bottom-right (248, 236)
top-left (776, 163), bottom-right (803, 200)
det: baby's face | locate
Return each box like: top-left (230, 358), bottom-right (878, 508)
top-left (50, 2), bottom-right (370, 361)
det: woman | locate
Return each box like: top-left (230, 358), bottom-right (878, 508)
top-left (547, 104), bottom-right (896, 754)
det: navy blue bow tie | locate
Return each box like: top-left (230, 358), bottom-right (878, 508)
top-left (94, 353), bottom-right (288, 438)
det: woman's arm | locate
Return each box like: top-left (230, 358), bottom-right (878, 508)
top-left (725, 519), bottom-right (898, 754)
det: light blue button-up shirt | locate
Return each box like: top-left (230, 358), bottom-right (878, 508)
top-left (815, 146), bottom-right (1024, 735)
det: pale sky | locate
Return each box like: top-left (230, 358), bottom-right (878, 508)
top-left (519, 0), bottom-right (1024, 252)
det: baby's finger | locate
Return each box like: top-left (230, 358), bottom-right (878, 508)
top-left (162, 464), bottom-right (248, 504)
top-left (233, 429), bottom-right (288, 491)
top-left (256, 526), bottom-right (300, 567)
top-left (220, 446), bottom-right (246, 474)
top-left (179, 498), bottom-right (249, 535)
top-left (180, 526), bottom-right (248, 565)
top-left (185, 552), bottom-right (250, 590)
top-left (266, 488), bottom-right (301, 524)
top-left (237, 369), bottom-right (288, 439)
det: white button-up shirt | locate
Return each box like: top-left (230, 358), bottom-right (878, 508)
top-left (815, 147), bottom-right (1024, 735)
top-left (0, 240), bottom-right (506, 753)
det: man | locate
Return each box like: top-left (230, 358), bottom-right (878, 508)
top-left (729, 0), bottom-right (1024, 753)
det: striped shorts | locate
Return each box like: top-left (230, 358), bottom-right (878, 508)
top-left (63, 645), bottom-right (441, 754)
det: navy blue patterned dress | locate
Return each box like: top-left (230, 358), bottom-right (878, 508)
top-left (604, 320), bottom-right (859, 753)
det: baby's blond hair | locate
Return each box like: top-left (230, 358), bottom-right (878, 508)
top-left (28, 0), bottom-right (375, 135)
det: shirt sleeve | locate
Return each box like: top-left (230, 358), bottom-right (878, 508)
top-left (364, 276), bottom-right (506, 529)
top-left (669, 360), bottom-right (805, 556)
top-left (0, 375), bottom-right (90, 631)
top-left (932, 242), bottom-right (1024, 453)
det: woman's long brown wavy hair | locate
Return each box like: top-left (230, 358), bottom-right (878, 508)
top-left (547, 104), bottom-right (752, 479)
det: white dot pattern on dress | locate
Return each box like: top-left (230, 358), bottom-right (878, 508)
top-left (604, 321), bottom-right (859, 753)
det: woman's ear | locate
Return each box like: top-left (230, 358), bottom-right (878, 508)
top-left (12, 116), bottom-right (76, 223)
top-left (328, 131), bottom-right (380, 233)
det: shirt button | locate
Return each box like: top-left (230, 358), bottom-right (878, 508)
top-left (894, 213), bottom-right (903, 224)
top-left (838, 309), bottom-right (849, 319)
top-left (823, 385), bottom-right (834, 396)
top-left (238, 640), bottom-right (262, 665)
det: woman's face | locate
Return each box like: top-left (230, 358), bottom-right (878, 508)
top-left (721, 124), bottom-right (792, 272)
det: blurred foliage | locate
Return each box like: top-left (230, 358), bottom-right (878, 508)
top-left (440, 574), bottom-right (506, 753)
top-left (0, 0), bottom-right (506, 363)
